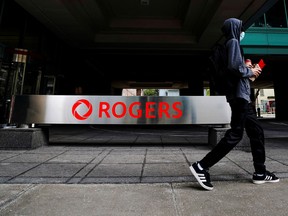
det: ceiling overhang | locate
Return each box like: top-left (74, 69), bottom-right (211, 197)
top-left (15, 0), bottom-right (275, 52)
top-left (13, 0), bottom-right (278, 89)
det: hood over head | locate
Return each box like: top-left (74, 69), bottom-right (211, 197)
top-left (221, 18), bottom-right (243, 41)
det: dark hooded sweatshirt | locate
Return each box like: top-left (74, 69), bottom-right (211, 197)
top-left (221, 18), bottom-right (254, 102)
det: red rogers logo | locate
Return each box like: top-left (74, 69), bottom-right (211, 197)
top-left (71, 99), bottom-right (182, 121)
top-left (72, 99), bottom-right (93, 120)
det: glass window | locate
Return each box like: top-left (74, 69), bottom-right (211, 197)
top-left (285, 0), bottom-right (288, 23)
top-left (251, 15), bottom-right (266, 27)
top-left (266, 0), bottom-right (287, 27)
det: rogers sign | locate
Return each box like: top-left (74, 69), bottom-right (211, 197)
top-left (72, 99), bottom-right (93, 120)
top-left (72, 99), bottom-right (183, 120)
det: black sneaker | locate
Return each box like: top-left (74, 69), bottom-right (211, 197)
top-left (252, 171), bottom-right (280, 184)
top-left (189, 162), bottom-right (213, 190)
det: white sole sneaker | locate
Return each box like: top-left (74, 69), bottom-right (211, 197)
top-left (253, 179), bottom-right (280, 184)
top-left (189, 165), bottom-right (213, 191)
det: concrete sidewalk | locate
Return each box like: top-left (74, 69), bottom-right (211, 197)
top-left (0, 119), bottom-right (287, 215)
top-left (0, 180), bottom-right (287, 216)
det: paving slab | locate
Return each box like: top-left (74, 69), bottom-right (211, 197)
top-left (0, 180), bottom-right (287, 216)
top-left (0, 120), bottom-right (287, 215)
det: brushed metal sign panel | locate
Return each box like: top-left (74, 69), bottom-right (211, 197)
top-left (9, 95), bottom-right (231, 125)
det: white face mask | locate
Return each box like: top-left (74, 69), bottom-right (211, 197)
top-left (240, 32), bottom-right (245, 41)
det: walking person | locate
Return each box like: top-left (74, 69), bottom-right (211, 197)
top-left (189, 18), bottom-right (279, 191)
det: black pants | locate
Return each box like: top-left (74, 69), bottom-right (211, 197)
top-left (200, 98), bottom-right (266, 174)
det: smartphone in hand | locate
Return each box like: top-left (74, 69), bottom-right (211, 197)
top-left (258, 59), bottom-right (266, 69)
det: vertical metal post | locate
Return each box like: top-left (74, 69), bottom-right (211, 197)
top-left (136, 89), bottom-right (141, 96)
top-left (0, 0), bottom-right (6, 27)
top-left (35, 68), bottom-right (42, 94)
top-left (12, 48), bottom-right (28, 95)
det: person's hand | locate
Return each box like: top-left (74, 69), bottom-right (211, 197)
top-left (251, 66), bottom-right (261, 78)
top-left (249, 66), bottom-right (261, 82)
